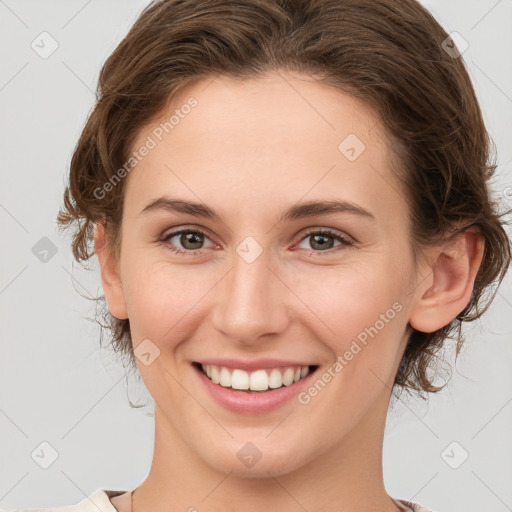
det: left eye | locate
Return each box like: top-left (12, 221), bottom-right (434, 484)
top-left (160, 228), bottom-right (353, 256)
top-left (296, 229), bottom-right (354, 253)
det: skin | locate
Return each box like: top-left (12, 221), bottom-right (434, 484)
top-left (95, 71), bottom-right (484, 512)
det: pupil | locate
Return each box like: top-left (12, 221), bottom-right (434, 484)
top-left (182, 232), bottom-right (203, 249)
top-left (312, 234), bottom-right (333, 250)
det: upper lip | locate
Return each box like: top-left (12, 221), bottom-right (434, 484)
top-left (194, 359), bottom-right (316, 372)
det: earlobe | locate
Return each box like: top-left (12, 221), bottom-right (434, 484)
top-left (93, 222), bottom-right (128, 320)
top-left (409, 229), bottom-right (485, 333)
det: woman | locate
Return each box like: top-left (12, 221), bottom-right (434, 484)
top-left (26, 0), bottom-right (512, 511)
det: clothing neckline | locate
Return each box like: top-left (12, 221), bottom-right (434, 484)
top-left (92, 489), bottom-right (420, 512)
top-left (87, 489), bottom-right (125, 511)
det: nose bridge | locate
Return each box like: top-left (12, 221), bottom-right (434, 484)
top-left (212, 238), bottom-right (288, 343)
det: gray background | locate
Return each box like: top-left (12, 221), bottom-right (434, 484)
top-left (1, 1), bottom-right (511, 511)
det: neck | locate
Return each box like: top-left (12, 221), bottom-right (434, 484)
top-left (131, 387), bottom-right (401, 512)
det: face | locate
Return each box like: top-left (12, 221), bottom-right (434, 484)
top-left (100, 71), bottom-right (424, 477)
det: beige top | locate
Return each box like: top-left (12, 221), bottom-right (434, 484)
top-left (12, 488), bottom-right (437, 512)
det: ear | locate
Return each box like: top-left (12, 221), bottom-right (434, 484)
top-left (94, 222), bottom-right (128, 320)
top-left (409, 228), bottom-right (485, 333)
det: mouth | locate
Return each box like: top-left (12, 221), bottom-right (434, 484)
top-left (192, 362), bottom-right (319, 393)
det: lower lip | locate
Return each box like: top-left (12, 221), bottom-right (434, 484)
top-left (193, 364), bottom-right (317, 414)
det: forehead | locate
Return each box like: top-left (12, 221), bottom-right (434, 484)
top-left (124, 71), bottom-right (405, 224)
top-left (139, 72), bottom-right (385, 152)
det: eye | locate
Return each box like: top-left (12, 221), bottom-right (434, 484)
top-left (295, 228), bottom-right (354, 255)
top-left (159, 227), bottom-right (354, 257)
top-left (160, 228), bottom-right (216, 256)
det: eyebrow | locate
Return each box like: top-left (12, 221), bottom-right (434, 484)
top-left (139, 196), bottom-right (375, 222)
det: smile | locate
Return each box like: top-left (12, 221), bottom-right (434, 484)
top-left (196, 363), bottom-right (317, 392)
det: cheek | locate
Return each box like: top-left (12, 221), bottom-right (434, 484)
top-left (121, 255), bottom-right (221, 343)
top-left (290, 259), bottom-right (411, 372)
top-left (301, 265), bottom-right (403, 331)
top-left (122, 241), bottom-right (413, 361)
top-left (292, 268), bottom-right (409, 415)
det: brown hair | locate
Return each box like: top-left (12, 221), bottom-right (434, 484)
top-left (57, 0), bottom-right (511, 397)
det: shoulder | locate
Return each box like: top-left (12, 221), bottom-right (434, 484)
top-left (394, 497), bottom-right (438, 512)
top-left (10, 489), bottom-right (123, 512)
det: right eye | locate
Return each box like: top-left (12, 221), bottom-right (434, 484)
top-left (160, 228), bottom-right (216, 256)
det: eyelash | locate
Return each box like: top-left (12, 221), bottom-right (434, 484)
top-left (159, 227), bottom-right (354, 257)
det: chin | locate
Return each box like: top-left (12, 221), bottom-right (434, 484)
top-left (198, 437), bottom-right (311, 479)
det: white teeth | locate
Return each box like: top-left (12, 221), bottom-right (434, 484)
top-left (268, 368), bottom-right (282, 388)
top-left (250, 369), bottom-right (269, 391)
top-left (219, 367), bottom-right (231, 387)
top-left (199, 364), bottom-right (312, 391)
top-left (210, 365), bottom-right (220, 384)
top-left (282, 368), bottom-right (295, 386)
top-left (231, 369), bottom-right (249, 390)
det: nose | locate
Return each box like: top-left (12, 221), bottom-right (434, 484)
top-left (211, 245), bottom-right (290, 346)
